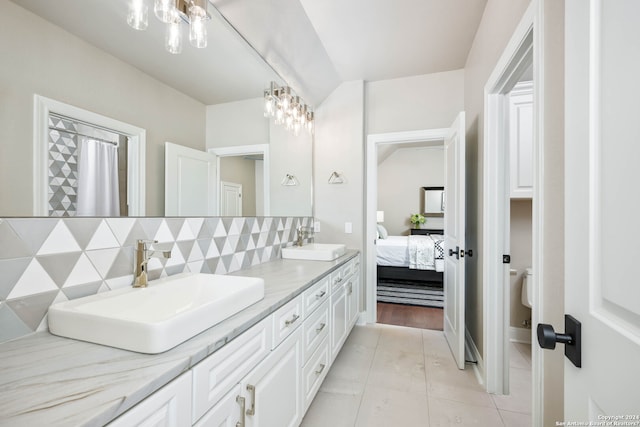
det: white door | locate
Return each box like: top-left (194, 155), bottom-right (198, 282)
top-left (563, 0), bottom-right (640, 417)
top-left (220, 181), bottom-right (242, 216)
top-left (165, 142), bottom-right (217, 216)
top-left (443, 112), bottom-right (466, 370)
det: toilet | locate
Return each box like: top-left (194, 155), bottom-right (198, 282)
top-left (521, 268), bottom-right (533, 308)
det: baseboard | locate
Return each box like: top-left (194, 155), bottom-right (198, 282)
top-left (464, 329), bottom-right (485, 386)
top-left (509, 326), bottom-right (533, 344)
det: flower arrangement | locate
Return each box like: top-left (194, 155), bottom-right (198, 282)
top-left (410, 213), bottom-right (426, 228)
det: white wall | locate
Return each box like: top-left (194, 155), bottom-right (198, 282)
top-left (510, 200), bottom-right (533, 328)
top-left (314, 81), bottom-right (365, 250)
top-left (0, 1), bottom-right (206, 216)
top-left (463, 0), bottom-right (531, 359)
top-left (269, 122), bottom-right (313, 217)
top-left (220, 156), bottom-right (257, 216)
top-left (205, 98), bottom-right (269, 148)
top-left (206, 97), bottom-right (313, 217)
top-left (366, 70), bottom-right (465, 134)
top-left (378, 147), bottom-right (444, 236)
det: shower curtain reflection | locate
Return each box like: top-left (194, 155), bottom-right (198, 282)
top-left (76, 138), bottom-right (120, 216)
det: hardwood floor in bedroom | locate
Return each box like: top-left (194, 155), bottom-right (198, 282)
top-left (377, 302), bottom-right (443, 330)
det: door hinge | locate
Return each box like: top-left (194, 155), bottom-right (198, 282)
top-left (503, 255), bottom-right (511, 264)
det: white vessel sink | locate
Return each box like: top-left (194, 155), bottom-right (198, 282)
top-left (281, 243), bottom-right (347, 261)
top-left (48, 273), bottom-right (265, 354)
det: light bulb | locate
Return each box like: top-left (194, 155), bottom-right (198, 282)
top-left (165, 11), bottom-right (183, 54)
top-left (127, 0), bottom-right (148, 30)
top-left (275, 107), bottom-right (284, 125)
top-left (189, 5), bottom-right (207, 48)
top-left (154, 0), bottom-right (175, 23)
top-left (293, 121), bottom-right (301, 136)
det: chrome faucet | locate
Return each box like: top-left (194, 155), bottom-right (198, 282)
top-left (133, 240), bottom-right (172, 288)
top-left (296, 226), bottom-right (311, 247)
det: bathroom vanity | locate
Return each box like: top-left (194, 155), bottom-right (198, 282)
top-left (0, 251), bottom-right (360, 427)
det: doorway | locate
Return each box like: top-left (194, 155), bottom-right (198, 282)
top-left (374, 142), bottom-right (445, 331)
top-left (483, 1), bottom-right (542, 421)
top-left (366, 113), bottom-right (467, 371)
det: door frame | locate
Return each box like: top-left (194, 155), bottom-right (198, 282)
top-left (33, 95), bottom-right (146, 216)
top-left (364, 128), bottom-right (450, 324)
top-left (209, 144), bottom-right (270, 216)
top-left (483, 0), bottom-right (543, 420)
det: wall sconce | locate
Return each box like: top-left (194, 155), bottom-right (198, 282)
top-left (127, 0), bottom-right (210, 54)
top-left (281, 174), bottom-right (299, 186)
top-left (328, 171), bottom-right (345, 184)
top-left (376, 211), bottom-right (385, 223)
top-left (264, 82), bottom-right (314, 136)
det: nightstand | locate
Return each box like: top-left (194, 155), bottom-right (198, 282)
top-left (410, 228), bottom-right (444, 235)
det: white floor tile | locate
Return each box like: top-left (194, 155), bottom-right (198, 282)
top-left (301, 391), bottom-right (361, 427)
top-left (367, 347), bottom-right (427, 395)
top-left (320, 343), bottom-right (375, 395)
top-left (376, 323), bottom-right (425, 353)
top-left (428, 397), bottom-right (504, 427)
top-left (345, 324), bottom-right (382, 349)
top-left (355, 385), bottom-right (430, 427)
top-left (500, 409), bottom-right (532, 427)
top-left (509, 342), bottom-right (531, 370)
top-left (491, 367), bottom-right (532, 414)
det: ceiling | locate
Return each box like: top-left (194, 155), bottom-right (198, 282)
top-left (13, 0), bottom-right (488, 107)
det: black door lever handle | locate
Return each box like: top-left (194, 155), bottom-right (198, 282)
top-left (537, 315), bottom-right (582, 368)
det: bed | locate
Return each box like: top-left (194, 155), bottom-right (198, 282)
top-left (376, 231), bottom-right (444, 284)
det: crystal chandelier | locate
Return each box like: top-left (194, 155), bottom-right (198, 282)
top-left (264, 82), bottom-right (314, 136)
top-left (127, 0), bottom-right (210, 54)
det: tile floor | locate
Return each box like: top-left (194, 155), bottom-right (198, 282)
top-left (302, 324), bottom-right (532, 427)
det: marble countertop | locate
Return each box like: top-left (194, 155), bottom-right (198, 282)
top-left (0, 251), bottom-right (359, 427)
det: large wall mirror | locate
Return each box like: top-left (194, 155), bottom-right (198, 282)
top-left (0, 0), bottom-right (313, 217)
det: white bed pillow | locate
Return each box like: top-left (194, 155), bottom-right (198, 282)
top-left (377, 224), bottom-right (388, 239)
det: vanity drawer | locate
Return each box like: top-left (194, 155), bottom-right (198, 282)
top-left (302, 299), bottom-right (330, 364)
top-left (194, 385), bottom-right (242, 427)
top-left (342, 260), bottom-right (354, 280)
top-left (272, 295), bottom-right (303, 349)
top-left (330, 267), bottom-right (345, 292)
top-left (192, 317), bottom-right (271, 423)
top-left (109, 371), bottom-right (192, 427)
top-left (303, 276), bottom-right (330, 317)
top-left (302, 338), bottom-right (330, 411)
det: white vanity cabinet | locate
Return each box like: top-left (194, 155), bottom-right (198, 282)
top-left (509, 81), bottom-right (534, 199)
top-left (108, 254), bottom-right (360, 427)
top-left (108, 372), bottom-right (192, 427)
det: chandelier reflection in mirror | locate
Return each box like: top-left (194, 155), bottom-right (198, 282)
top-left (264, 82), bottom-right (314, 136)
top-left (127, 0), bottom-right (210, 54)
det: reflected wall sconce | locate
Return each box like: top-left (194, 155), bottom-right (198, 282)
top-left (281, 174), bottom-right (299, 186)
top-left (264, 82), bottom-right (314, 136)
top-left (328, 171), bottom-right (345, 184)
top-left (127, 0), bottom-right (210, 54)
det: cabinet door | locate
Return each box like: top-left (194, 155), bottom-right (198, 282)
top-left (347, 275), bottom-right (360, 328)
top-left (242, 328), bottom-right (302, 427)
top-left (194, 385), bottom-right (242, 427)
top-left (108, 372), bottom-right (192, 427)
top-left (330, 285), bottom-right (348, 361)
top-left (509, 81), bottom-right (533, 199)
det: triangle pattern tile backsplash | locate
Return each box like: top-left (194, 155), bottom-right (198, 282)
top-left (0, 216), bottom-right (313, 344)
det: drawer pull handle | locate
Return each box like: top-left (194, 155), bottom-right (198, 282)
top-left (334, 277), bottom-right (342, 284)
top-left (316, 322), bottom-right (326, 333)
top-left (315, 363), bottom-right (326, 375)
top-left (347, 282), bottom-right (353, 295)
top-left (246, 384), bottom-right (256, 416)
top-left (285, 314), bottom-right (300, 326)
top-left (316, 290), bottom-right (326, 299)
top-left (236, 395), bottom-right (246, 427)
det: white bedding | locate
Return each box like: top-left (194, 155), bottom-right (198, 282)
top-left (376, 235), bottom-right (444, 272)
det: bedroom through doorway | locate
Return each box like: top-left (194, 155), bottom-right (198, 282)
top-left (374, 140), bottom-right (445, 331)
